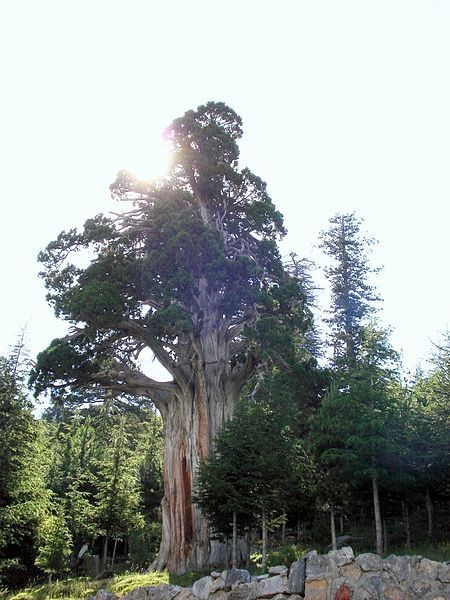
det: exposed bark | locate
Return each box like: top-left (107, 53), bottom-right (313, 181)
top-left (150, 370), bottom-right (238, 574)
top-left (339, 514), bottom-right (344, 534)
top-left (330, 503), bottom-right (337, 551)
top-left (426, 487), bottom-right (433, 537)
top-left (372, 474), bottom-right (383, 555)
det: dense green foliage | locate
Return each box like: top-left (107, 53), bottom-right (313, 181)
top-left (1, 104), bottom-right (448, 592)
top-left (30, 102), bottom-right (307, 408)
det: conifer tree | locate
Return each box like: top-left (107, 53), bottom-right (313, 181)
top-left (30, 102), bottom-right (309, 572)
top-left (195, 370), bottom-right (297, 569)
top-left (0, 348), bottom-right (49, 586)
top-left (319, 213), bottom-right (379, 368)
top-left (318, 214), bottom-right (402, 554)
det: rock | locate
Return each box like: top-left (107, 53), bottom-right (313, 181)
top-left (329, 547), bottom-right (354, 567)
top-left (382, 584), bottom-right (413, 600)
top-left (193, 576), bottom-right (215, 600)
top-left (304, 579), bottom-right (327, 600)
top-left (268, 566), bottom-right (288, 576)
top-left (259, 574), bottom-right (289, 597)
top-left (409, 580), bottom-right (432, 596)
top-left (210, 578), bottom-right (227, 594)
top-left (211, 572), bottom-right (222, 579)
top-left (124, 588), bottom-right (148, 600)
top-left (383, 555), bottom-right (419, 582)
top-left (271, 594), bottom-right (289, 600)
top-left (340, 562), bottom-right (362, 581)
top-left (251, 574), bottom-right (269, 581)
top-left (333, 584), bottom-right (351, 600)
top-left (94, 591), bottom-right (116, 600)
top-left (288, 559), bottom-right (306, 595)
top-left (209, 591), bottom-right (230, 600)
top-left (438, 562), bottom-right (450, 583)
top-left (357, 573), bottom-right (382, 598)
top-left (416, 558), bottom-right (439, 580)
top-left (227, 581), bottom-right (261, 600)
top-left (352, 586), bottom-right (378, 600)
top-left (149, 585), bottom-right (184, 600)
top-left (306, 552), bottom-right (338, 581)
top-left (174, 589), bottom-right (196, 600)
top-left (221, 569), bottom-right (251, 589)
top-left (356, 553), bottom-right (382, 572)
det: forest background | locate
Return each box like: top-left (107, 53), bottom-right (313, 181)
top-left (1, 102), bottom-right (449, 589)
top-left (1, 0), bottom-right (450, 593)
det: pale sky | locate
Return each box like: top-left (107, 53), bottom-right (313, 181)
top-left (1, 0), bottom-right (449, 381)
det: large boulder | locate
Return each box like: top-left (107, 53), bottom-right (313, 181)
top-left (288, 559), bottom-right (306, 595)
top-left (329, 547), bottom-right (354, 567)
top-left (259, 575), bottom-right (289, 598)
top-left (193, 577), bottom-right (215, 600)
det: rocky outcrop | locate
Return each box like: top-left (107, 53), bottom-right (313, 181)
top-left (88, 549), bottom-right (450, 600)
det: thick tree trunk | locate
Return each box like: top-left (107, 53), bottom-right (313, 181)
top-left (372, 474), bottom-right (383, 555)
top-left (151, 382), bottom-right (237, 574)
top-left (425, 487), bottom-right (433, 537)
top-left (330, 504), bottom-right (337, 551)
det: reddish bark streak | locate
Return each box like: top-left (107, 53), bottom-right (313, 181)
top-left (181, 456), bottom-right (193, 551)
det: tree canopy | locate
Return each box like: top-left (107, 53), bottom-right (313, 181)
top-left (31, 102), bottom-right (307, 407)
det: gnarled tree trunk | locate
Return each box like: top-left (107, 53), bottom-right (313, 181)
top-left (150, 371), bottom-right (238, 574)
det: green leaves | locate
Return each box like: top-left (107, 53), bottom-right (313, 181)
top-left (194, 370), bottom-right (300, 537)
top-left (32, 102), bottom-right (308, 404)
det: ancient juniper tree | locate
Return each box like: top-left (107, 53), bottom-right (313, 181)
top-left (31, 102), bottom-right (307, 573)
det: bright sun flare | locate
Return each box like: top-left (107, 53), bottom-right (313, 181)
top-left (125, 137), bottom-right (171, 183)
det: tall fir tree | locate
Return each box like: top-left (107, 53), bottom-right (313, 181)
top-left (0, 346), bottom-right (49, 587)
top-left (319, 213), bottom-right (379, 369)
top-left (318, 214), bottom-right (403, 554)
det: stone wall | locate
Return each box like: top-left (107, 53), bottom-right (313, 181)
top-left (89, 547), bottom-right (450, 600)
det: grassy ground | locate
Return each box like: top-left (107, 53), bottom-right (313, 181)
top-left (4, 542), bottom-right (449, 599)
top-left (5, 571), bottom-right (169, 600)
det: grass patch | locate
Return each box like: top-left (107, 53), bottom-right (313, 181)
top-left (6, 571), bottom-right (169, 600)
top-left (109, 571), bottom-right (169, 596)
top-left (6, 542), bottom-right (450, 599)
top-left (385, 542), bottom-right (450, 563)
top-left (169, 569), bottom-right (211, 588)
top-left (7, 577), bottom-right (105, 600)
